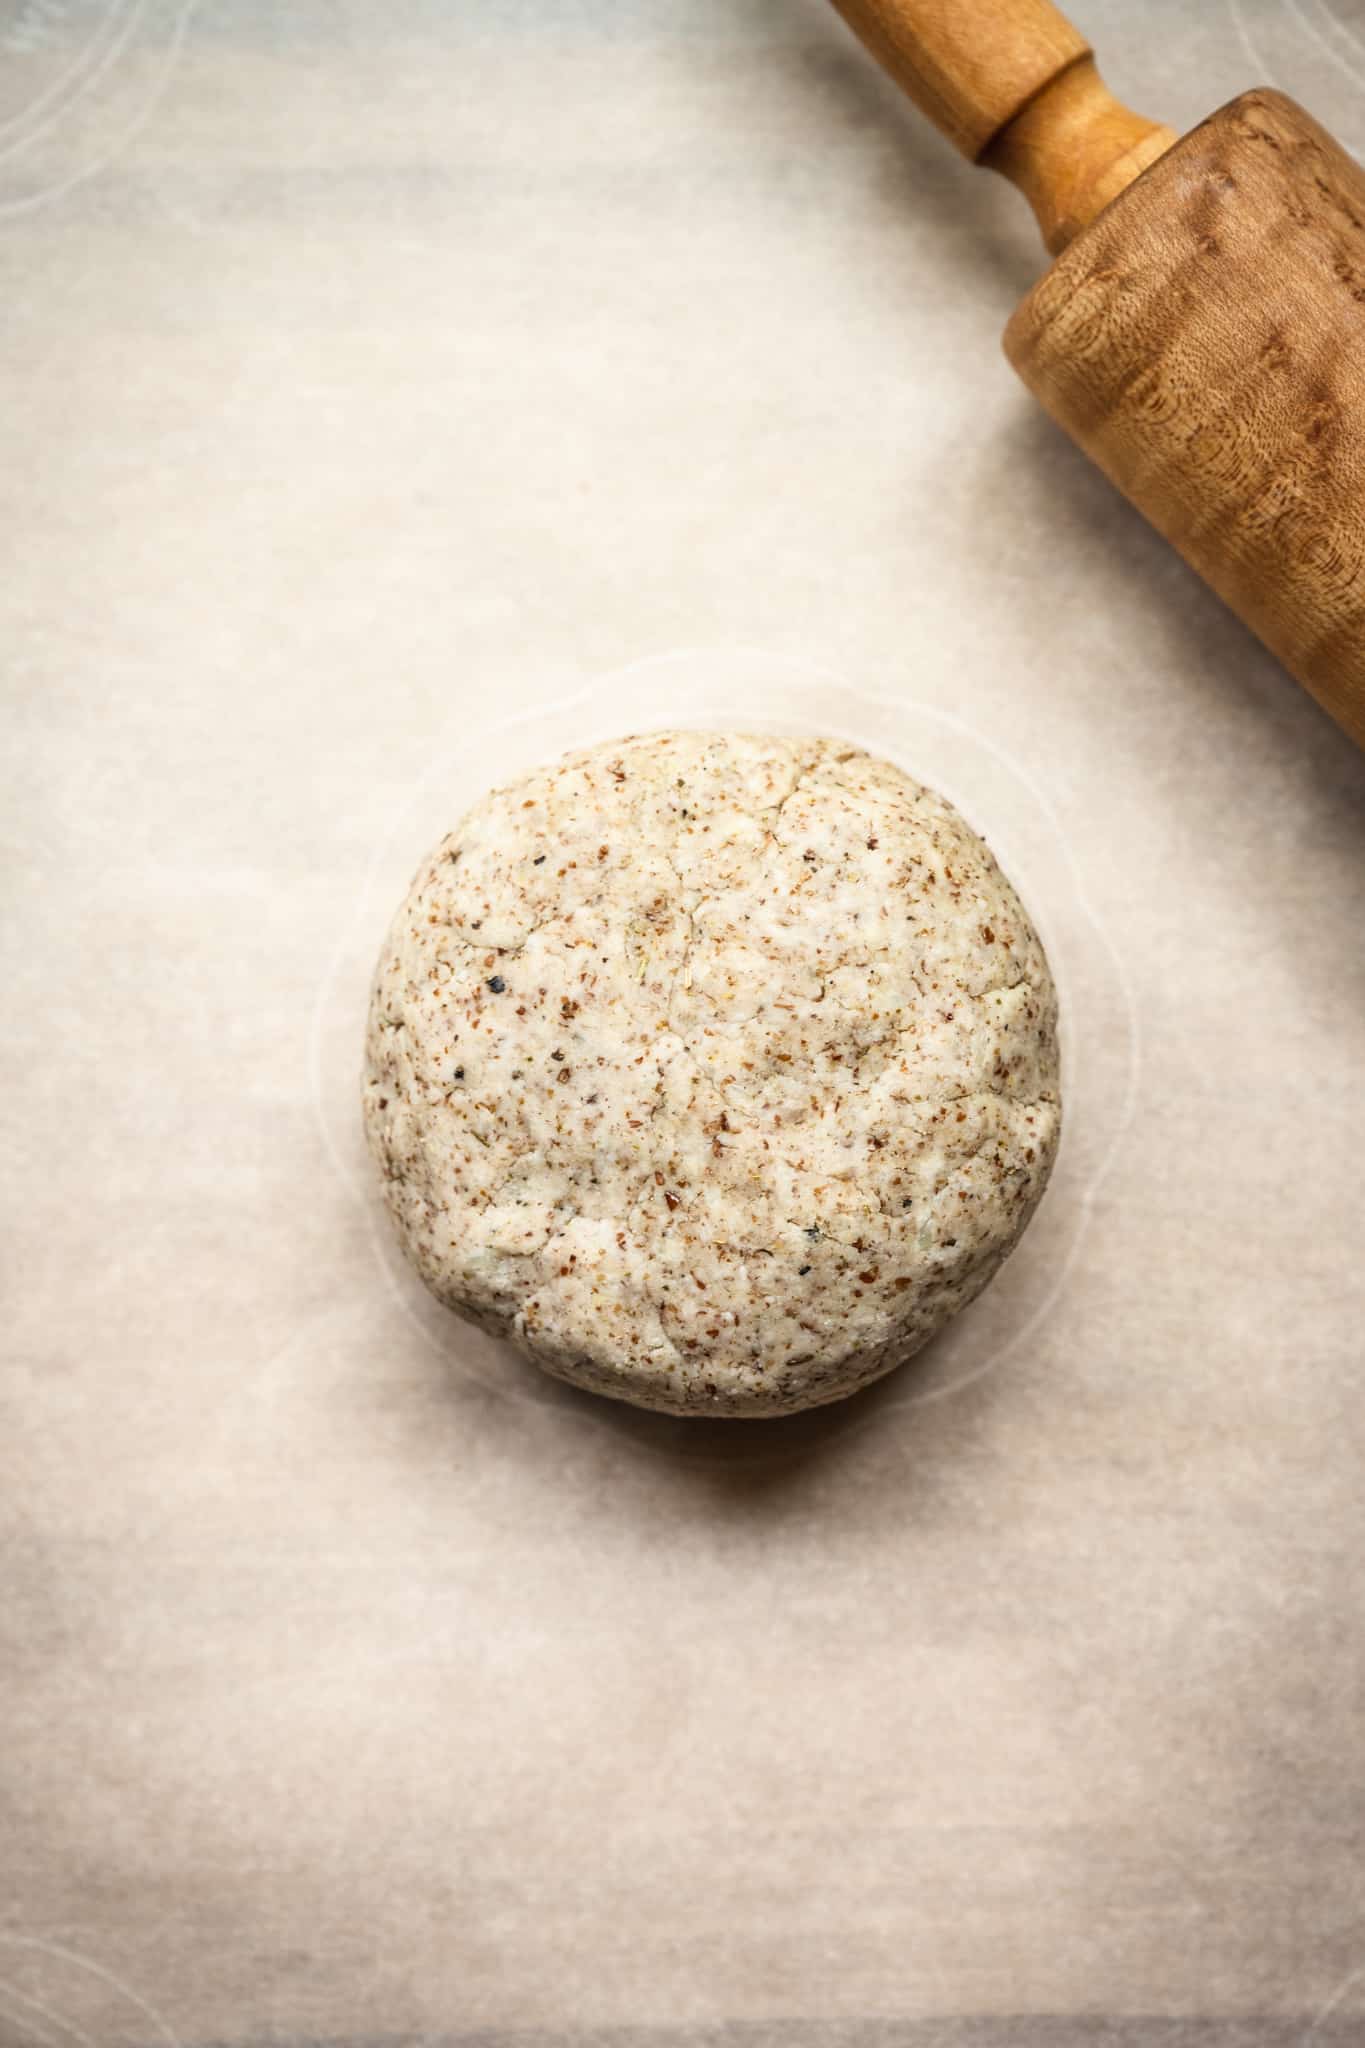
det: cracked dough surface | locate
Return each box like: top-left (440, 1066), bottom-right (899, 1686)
top-left (363, 731), bottom-right (1061, 1416)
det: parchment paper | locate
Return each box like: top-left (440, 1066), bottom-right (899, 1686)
top-left (4, 3), bottom-right (1365, 2042)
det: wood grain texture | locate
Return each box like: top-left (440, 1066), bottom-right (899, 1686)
top-left (824, 0), bottom-right (1088, 161)
top-left (984, 56), bottom-right (1177, 254)
top-left (1005, 90), bottom-right (1365, 749)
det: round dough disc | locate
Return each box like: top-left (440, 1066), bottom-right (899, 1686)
top-left (364, 731), bottom-right (1061, 1417)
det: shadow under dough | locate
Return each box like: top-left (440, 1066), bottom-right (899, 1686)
top-left (433, 1310), bottom-right (973, 1524)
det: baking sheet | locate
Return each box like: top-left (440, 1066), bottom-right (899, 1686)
top-left (4, 2), bottom-right (1365, 2041)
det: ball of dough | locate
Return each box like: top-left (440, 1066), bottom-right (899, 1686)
top-left (364, 732), bottom-right (1061, 1417)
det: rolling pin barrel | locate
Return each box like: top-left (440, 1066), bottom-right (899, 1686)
top-left (826, 0), bottom-right (1365, 750)
top-left (1006, 92), bottom-right (1365, 749)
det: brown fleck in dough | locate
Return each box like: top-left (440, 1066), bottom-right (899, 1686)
top-left (363, 731), bottom-right (1061, 1417)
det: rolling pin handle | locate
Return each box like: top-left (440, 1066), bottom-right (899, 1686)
top-left (825, 0), bottom-right (1177, 252)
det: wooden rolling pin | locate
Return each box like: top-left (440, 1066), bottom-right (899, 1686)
top-left (827, 0), bottom-right (1365, 749)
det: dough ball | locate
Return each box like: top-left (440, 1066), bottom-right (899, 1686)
top-left (364, 731), bottom-right (1061, 1417)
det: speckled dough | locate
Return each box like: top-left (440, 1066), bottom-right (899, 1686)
top-left (364, 732), bottom-right (1061, 1416)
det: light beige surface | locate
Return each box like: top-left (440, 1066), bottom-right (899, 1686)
top-left (3, 2), bottom-right (1365, 2042)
